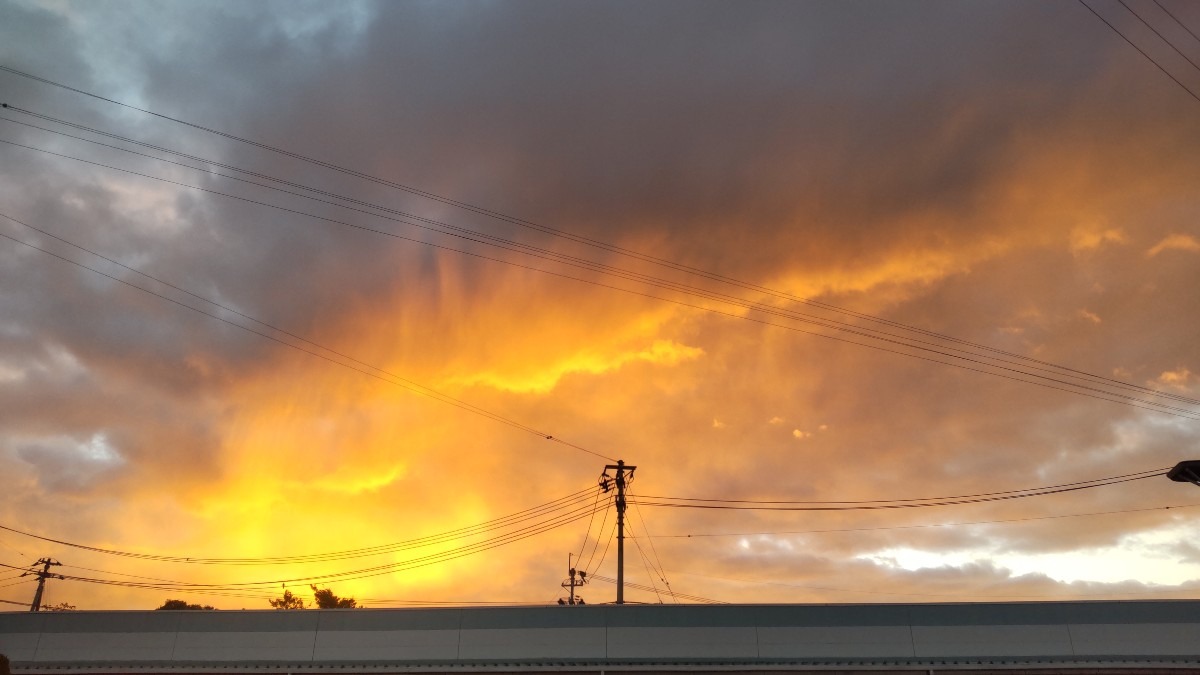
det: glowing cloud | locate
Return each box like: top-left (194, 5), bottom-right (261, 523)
top-left (1146, 234), bottom-right (1200, 257)
top-left (1069, 226), bottom-right (1126, 253)
top-left (449, 339), bottom-right (705, 394)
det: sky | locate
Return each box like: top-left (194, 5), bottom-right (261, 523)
top-left (1, 0), bottom-right (1199, 610)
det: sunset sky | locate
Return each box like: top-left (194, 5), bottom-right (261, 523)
top-left (1, 0), bottom-right (1200, 610)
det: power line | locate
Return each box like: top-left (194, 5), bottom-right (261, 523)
top-left (3, 140), bottom-right (1196, 422)
top-left (0, 486), bottom-right (600, 565)
top-left (574, 487), bottom-right (605, 562)
top-left (0, 77), bottom-right (1195, 412)
top-left (1078, 0), bottom-right (1200, 104)
top-left (6, 109), bottom-right (1199, 415)
top-left (624, 517), bottom-right (676, 604)
top-left (56, 507), bottom-right (591, 593)
top-left (582, 497), bottom-right (614, 574)
top-left (628, 494), bottom-right (677, 603)
top-left (631, 471), bottom-right (1164, 512)
top-left (0, 212), bottom-right (615, 462)
top-left (586, 513), bottom-right (618, 577)
top-left (7, 106), bottom-right (1196, 412)
top-left (588, 573), bottom-right (725, 604)
top-left (628, 532), bottom-right (663, 604)
top-left (108, 504), bottom-right (598, 588)
top-left (1119, 0), bottom-right (1200, 72)
top-left (636, 467), bottom-right (1167, 506)
top-left (0, 502), bottom-right (598, 597)
top-left (1154, 0), bottom-right (1200, 44)
top-left (638, 501), bottom-right (1200, 538)
top-left (54, 563), bottom-right (561, 609)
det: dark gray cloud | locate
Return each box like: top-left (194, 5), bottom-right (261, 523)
top-left (0, 0), bottom-right (1198, 608)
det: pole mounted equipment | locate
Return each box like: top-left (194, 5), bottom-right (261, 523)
top-left (559, 553), bottom-right (588, 605)
top-left (1167, 460), bottom-right (1200, 486)
top-left (601, 460), bottom-right (636, 605)
top-left (22, 558), bottom-right (63, 612)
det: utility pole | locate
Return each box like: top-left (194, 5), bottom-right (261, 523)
top-left (601, 460), bottom-right (636, 605)
top-left (559, 553), bottom-right (588, 605)
top-left (23, 558), bottom-right (62, 612)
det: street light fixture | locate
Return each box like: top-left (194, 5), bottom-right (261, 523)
top-left (1166, 460), bottom-right (1200, 486)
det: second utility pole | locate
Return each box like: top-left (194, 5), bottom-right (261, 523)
top-left (603, 459), bottom-right (636, 604)
top-left (24, 558), bottom-right (62, 612)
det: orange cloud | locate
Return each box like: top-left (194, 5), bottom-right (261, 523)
top-left (1146, 234), bottom-right (1200, 257)
top-left (1069, 226), bottom-right (1126, 253)
top-left (449, 338), bottom-right (704, 394)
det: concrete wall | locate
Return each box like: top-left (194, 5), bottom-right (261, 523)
top-left (1, 601), bottom-right (1198, 666)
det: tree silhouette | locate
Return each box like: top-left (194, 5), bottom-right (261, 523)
top-left (157, 599), bottom-right (215, 610)
top-left (268, 588), bottom-right (306, 610)
top-left (310, 584), bottom-right (357, 608)
top-left (41, 602), bottom-right (76, 611)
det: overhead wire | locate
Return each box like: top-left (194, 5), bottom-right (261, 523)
top-left (1119, 0), bottom-right (1200, 72)
top-left (574, 486), bottom-right (605, 564)
top-left (1154, 0), bottom-right (1200, 44)
top-left (54, 502), bottom-right (588, 590)
top-left (635, 467), bottom-right (1168, 506)
top-left (628, 493), bottom-right (677, 603)
top-left (641, 501), bottom-right (1200, 539)
top-left (586, 513), bottom-right (618, 577)
top-left (3, 141), bottom-right (1197, 422)
top-left (581, 497), bottom-right (614, 575)
top-left (621, 516), bottom-right (663, 604)
top-left (0, 535), bottom-right (31, 560)
top-left (2, 136), bottom-right (1200, 425)
top-left (3, 111), bottom-right (1198, 416)
top-left (1077, 0), bottom-right (1200, 104)
top-left (588, 573), bottom-right (725, 604)
top-left (58, 501), bottom-right (601, 589)
top-left (0, 501), bottom-right (599, 597)
top-left (0, 79), bottom-right (1194, 413)
top-left (624, 518), bottom-right (669, 604)
top-left (0, 67), bottom-right (1151, 403)
top-left (3, 106), bottom-right (1192, 412)
top-left (0, 211), bottom-right (614, 462)
top-left (0, 63), bottom-right (1195, 598)
top-left (631, 470), bottom-right (1165, 512)
top-left (629, 538), bottom-right (663, 603)
top-left (3, 48), bottom-right (1196, 613)
top-left (0, 486), bottom-right (600, 565)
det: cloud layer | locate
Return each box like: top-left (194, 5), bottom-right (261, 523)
top-left (0, 0), bottom-right (1198, 609)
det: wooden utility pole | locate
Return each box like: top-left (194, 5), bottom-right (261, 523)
top-left (601, 460), bottom-right (635, 604)
top-left (24, 558), bottom-right (62, 612)
top-left (560, 553), bottom-right (588, 605)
